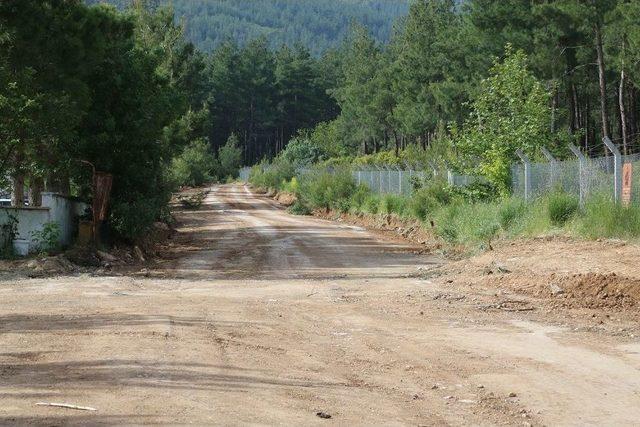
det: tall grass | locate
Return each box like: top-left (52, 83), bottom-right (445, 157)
top-left (281, 168), bottom-right (640, 248)
top-left (578, 195), bottom-right (640, 239)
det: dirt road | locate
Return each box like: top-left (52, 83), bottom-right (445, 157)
top-left (1, 184), bottom-right (640, 426)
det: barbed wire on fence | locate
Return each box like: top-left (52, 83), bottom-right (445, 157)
top-left (241, 138), bottom-right (640, 205)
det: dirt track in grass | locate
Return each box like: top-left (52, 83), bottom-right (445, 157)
top-left (1, 184), bottom-right (640, 426)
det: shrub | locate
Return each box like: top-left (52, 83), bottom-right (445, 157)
top-left (1, 213), bottom-right (19, 258)
top-left (448, 181), bottom-right (498, 203)
top-left (30, 221), bottom-right (61, 254)
top-left (578, 196), bottom-right (640, 239)
top-left (280, 135), bottom-right (328, 167)
top-left (110, 194), bottom-right (169, 243)
top-left (250, 160), bottom-right (296, 191)
top-left (547, 191), bottom-right (579, 226)
top-left (170, 138), bottom-right (216, 187)
top-left (289, 201), bottom-right (311, 215)
top-left (474, 221), bottom-right (500, 250)
top-left (348, 184), bottom-right (372, 211)
top-left (217, 133), bottom-right (243, 179)
top-left (281, 177), bottom-right (299, 194)
top-left (381, 194), bottom-right (409, 216)
top-left (362, 194), bottom-right (381, 214)
top-left (498, 198), bottom-right (525, 230)
top-left (409, 179), bottom-right (452, 221)
top-left (297, 168), bottom-right (356, 211)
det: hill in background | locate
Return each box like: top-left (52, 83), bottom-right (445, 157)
top-left (86, 0), bottom-right (409, 55)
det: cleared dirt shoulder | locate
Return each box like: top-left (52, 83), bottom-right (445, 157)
top-left (0, 184), bottom-right (639, 426)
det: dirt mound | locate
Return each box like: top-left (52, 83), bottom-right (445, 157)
top-left (275, 192), bottom-right (296, 207)
top-left (542, 273), bottom-right (640, 309)
top-left (25, 255), bottom-right (78, 277)
top-left (314, 210), bottom-right (439, 252)
top-left (488, 271), bottom-right (640, 310)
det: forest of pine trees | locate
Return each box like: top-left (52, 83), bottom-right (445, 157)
top-left (85, 0), bottom-right (409, 55)
top-left (4, 0), bottom-right (640, 240)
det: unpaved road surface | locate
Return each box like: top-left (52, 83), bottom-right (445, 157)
top-left (2, 184), bottom-right (640, 426)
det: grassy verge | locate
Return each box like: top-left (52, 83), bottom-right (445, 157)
top-left (249, 165), bottom-right (640, 253)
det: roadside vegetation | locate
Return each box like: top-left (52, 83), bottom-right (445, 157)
top-left (248, 41), bottom-right (640, 252)
top-left (251, 163), bottom-right (639, 252)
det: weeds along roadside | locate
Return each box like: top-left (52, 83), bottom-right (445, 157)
top-left (248, 164), bottom-right (640, 254)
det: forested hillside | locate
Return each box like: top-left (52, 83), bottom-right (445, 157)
top-left (85, 0), bottom-right (409, 55)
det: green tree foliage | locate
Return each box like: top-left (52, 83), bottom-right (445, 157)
top-left (217, 134), bottom-right (243, 180)
top-left (458, 48), bottom-right (552, 195)
top-left (0, 1), bottom-right (201, 241)
top-left (206, 39), bottom-right (337, 164)
top-left (86, 0), bottom-right (410, 56)
top-left (170, 138), bottom-right (216, 187)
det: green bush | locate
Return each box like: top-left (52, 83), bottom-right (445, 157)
top-left (408, 179), bottom-right (454, 221)
top-left (249, 160), bottom-right (295, 190)
top-left (547, 191), bottom-right (579, 226)
top-left (498, 198), bottom-right (525, 230)
top-left (289, 201), bottom-right (311, 215)
top-left (170, 138), bottom-right (216, 187)
top-left (578, 196), bottom-right (640, 239)
top-left (362, 194), bottom-right (381, 214)
top-left (381, 194), bottom-right (409, 216)
top-left (30, 221), bottom-right (61, 254)
top-left (110, 195), bottom-right (169, 243)
top-left (217, 134), bottom-right (242, 179)
top-left (297, 167), bottom-right (356, 211)
top-left (448, 181), bottom-right (498, 203)
top-left (281, 177), bottom-right (299, 194)
top-left (349, 184), bottom-right (372, 211)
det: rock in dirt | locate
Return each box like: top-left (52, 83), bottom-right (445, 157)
top-left (134, 246), bottom-right (146, 262)
top-left (316, 411), bottom-right (332, 419)
top-left (484, 261), bottom-right (511, 275)
top-left (26, 255), bottom-right (76, 276)
top-left (96, 250), bottom-right (118, 263)
top-left (549, 283), bottom-right (565, 296)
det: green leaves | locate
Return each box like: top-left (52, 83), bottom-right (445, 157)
top-left (458, 47), bottom-right (552, 195)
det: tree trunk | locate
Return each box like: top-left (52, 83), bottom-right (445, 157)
top-left (551, 83), bottom-right (557, 133)
top-left (29, 176), bottom-right (44, 207)
top-left (11, 173), bottom-right (25, 207)
top-left (620, 68), bottom-right (628, 154)
top-left (629, 86), bottom-right (637, 140)
top-left (572, 83), bottom-right (580, 132)
top-left (595, 24), bottom-right (610, 142)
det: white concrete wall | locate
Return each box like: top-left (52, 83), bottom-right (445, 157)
top-left (0, 207), bottom-right (51, 249)
top-left (0, 193), bottom-right (89, 252)
top-left (42, 193), bottom-right (89, 246)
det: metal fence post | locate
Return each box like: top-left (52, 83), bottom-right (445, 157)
top-left (428, 160), bottom-right (438, 178)
top-left (515, 149), bottom-right (532, 201)
top-left (568, 143), bottom-right (586, 205)
top-left (541, 147), bottom-right (558, 188)
top-left (398, 168), bottom-right (403, 195)
top-left (603, 136), bottom-right (622, 203)
top-left (357, 170), bottom-right (361, 186)
top-left (447, 170), bottom-right (454, 186)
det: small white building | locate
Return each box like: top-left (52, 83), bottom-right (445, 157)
top-left (0, 193), bottom-right (89, 252)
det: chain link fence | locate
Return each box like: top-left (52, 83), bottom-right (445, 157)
top-left (239, 166), bottom-right (251, 182)
top-left (241, 138), bottom-right (638, 205)
top-left (240, 164), bottom-right (478, 196)
top-left (511, 138), bottom-right (640, 204)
